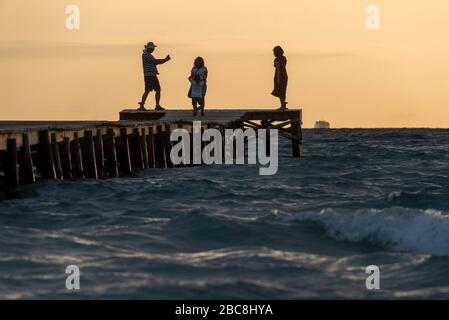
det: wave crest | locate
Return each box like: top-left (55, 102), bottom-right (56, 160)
top-left (282, 207), bottom-right (449, 256)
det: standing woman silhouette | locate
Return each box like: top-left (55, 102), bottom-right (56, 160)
top-left (271, 46), bottom-right (288, 110)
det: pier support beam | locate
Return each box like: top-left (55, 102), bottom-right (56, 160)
top-left (51, 133), bottom-right (63, 180)
top-left (95, 129), bottom-right (105, 179)
top-left (59, 137), bottom-right (72, 180)
top-left (71, 132), bottom-right (84, 179)
top-left (141, 128), bottom-right (149, 169)
top-left (82, 130), bottom-right (98, 179)
top-left (260, 120), bottom-right (271, 157)
top-left (20, 133), bottom-right (35, 183)
top-left (130, 128), bottom-right (144, 170)
top-left (146, 127), bottom-right (155, 168)
top-left (4, 139), bottom-right (19, 197)
top-left (104, 128), bottom-right (119, 178)
top-left (154, 125), bottom-right (166, 168)
top-left (37, 130), bottom-right (56, 180)
top-left (118, 128), bottom-right (132, 174)
top-left (164, 124), bottom-right (174, 168)
top-left (290, 119), bottom-right (301, 158)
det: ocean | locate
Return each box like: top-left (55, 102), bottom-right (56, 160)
top-left (1, 128), bottom-right (449, 299)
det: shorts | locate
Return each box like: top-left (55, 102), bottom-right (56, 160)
top-left (192, 97), bottom-right (204, 106)
top-left (144, 76), bottom-right (161, 92)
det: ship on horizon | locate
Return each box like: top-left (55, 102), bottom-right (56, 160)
top-left (314, 120), bottom-right (331, 129)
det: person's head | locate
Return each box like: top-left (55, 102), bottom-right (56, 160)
top-left (273, 46), bottom-right (284, 58)
top-left (144, 42), bottom-right (157, 53)
top-left (194, 56), bottom-right (205, 68)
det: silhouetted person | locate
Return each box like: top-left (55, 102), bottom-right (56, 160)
top-left (271, 46), bottom-right (288, 110)
top-left (188, 57), bottom-right (208, 116)
top-left (138, 42), bottom-right (171, 111)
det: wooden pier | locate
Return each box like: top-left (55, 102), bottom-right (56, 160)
top-left (0, 109), bottom-right (302, 199)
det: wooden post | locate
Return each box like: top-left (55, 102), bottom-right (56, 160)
top-left (118, 128), bottom-right (132, 174)
top-left (71, 132), bottom-right (84, 179)
top-left (104, 128), bottom-right (119, 178)
top-left (20, 133), bottom-right (35, 183)
top-left (175, 124), bottom-right (185, 167)
top-left (141, 128), bottom-right (149, 169)
top-left (4, 139), bottom-right (19, 197)
top-left (37, 130), bottom-right (56, 180)
top-left (261, 120), bottom-right (270, 157)
top-left (146, 127), bottom-right (155, 168)
top-left (95, 129), bottom-right (105, 179)
top-left (130, 128), bottom-right (144, 170)
top-left (81, 130), bottom-right (98, 179)
top-left (220, 126), bottom-right (226, 164)
top-left (154, 125), bottom-right (166, 168)
top-left (59, 137), bottom-right (72, 180)
top-left (164, 124), bottom-right (174, 168)
top-left (50, 133), bottom-right (63, 180)
top-left (291, 119), bottom-right (301, 157)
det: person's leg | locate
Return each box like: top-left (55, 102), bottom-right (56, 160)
top-left (192, 99), bottom-right (198, 116)
top-left (200, 98), bottom-right (205, 116)
top-left (154, 77), bottom-right (165, 110)
top-left (280, 98), bottom-right (286, 108)
top-left (155, 90), bottom-right (161, 108)
top-left (139, 90), bottom-right (150, 110)
top-left (202, 84), bottom-right (207, 111)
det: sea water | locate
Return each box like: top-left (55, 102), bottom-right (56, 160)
top-left (1, 129), bottom-right (449, 299)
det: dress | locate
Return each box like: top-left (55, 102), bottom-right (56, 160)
top-left (271, 56), bottom-right (288, 100)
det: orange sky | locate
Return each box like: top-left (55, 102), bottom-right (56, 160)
top-left (0, 0), bottom-right (448, 127)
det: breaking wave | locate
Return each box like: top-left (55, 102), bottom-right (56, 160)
top-left (283, 207), bottom-right (449, 256)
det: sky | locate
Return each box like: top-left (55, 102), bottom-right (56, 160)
top-left (0, 0), bottom-right (448, 127)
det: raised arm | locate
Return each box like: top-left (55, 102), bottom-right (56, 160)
top-left (153, 55), bottom-right (171, 65)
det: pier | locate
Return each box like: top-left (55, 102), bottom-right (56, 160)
top-left (0, 109), bottom-right (302, 198)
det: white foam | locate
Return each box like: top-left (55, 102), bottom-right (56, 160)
top-left (283, 207), bottom-right (449, 256)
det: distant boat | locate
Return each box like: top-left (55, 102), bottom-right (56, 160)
top-left (314, 121), bottom-right (330, 129)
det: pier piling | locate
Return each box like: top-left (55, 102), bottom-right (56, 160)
top-left (130, 128), bottom-right (144, 170)
top-left (290, 119), bottom-right (301, 158)
top-left (82, 130), bottom-right (98, 179)
top-left (118, 128), bottom-right (132, 174)
top-left (141, 128), bottom-right (149, 169)
top-left (260, 120), bottom-right (271, 157)
top-left (95, 129), bottom-right (105, 179)
top-left (37, 130), bottom-right (56, 180)
top-left (71, 132), bottom-right (84, 179)
top-left (104, 128), bottom-right (119, 178)
top-left (164, 124), bottom-right (174, 168)
top-left (5, 139), bottom-right (19, 197)
top-left (51, 133), bottom-right (63, 180)
top-left (59, 137), bottom-right (72, 180)
top-left (20, 133), bottom-right (35, 183)
top-left (154, 125), bottom-right (166, 168)
top-left (146, 127), bottom-right (155, 168)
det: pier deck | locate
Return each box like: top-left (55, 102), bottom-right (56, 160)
top-left (0, 109), bottom-right (302, 198)
top-left (119, 109), bottom-right (302, 124)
